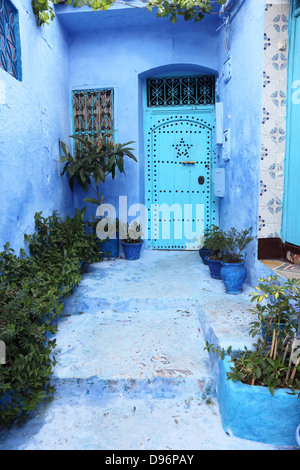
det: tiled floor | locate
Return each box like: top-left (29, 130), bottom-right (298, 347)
top-left (260, 259), bottom-right (300, 279)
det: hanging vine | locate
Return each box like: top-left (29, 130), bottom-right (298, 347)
top-left (32, 0), bottom-right (227, 26)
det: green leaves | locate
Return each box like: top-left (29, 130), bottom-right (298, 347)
top-left (60, 131), bottom-right (136, 206)
top-left (204, 273), bottom-right (300, 397)
top-left (33, 0), bottom-right (227, 27)
top-left (147, 0), bottom-right (227, 23)
top-left (203, 225), bottom-right (254, 263)
top-left (33, 0), bottom-right (115, 26)
top-left (83, 197), bottom-right (99, 205)
top-left (0, 209), bottom-right (101, 428)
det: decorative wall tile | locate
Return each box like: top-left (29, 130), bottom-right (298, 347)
top-left (258, 2), bottom-right (289, 239)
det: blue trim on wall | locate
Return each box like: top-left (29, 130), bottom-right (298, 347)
top-left (282, 0), bottom-right (299, 244)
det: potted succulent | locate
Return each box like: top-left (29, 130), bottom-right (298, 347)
top-left (60, 128), bottom-right (137, 256)
top-left (219, 227), bottom-right (254, 294)
top-left (121, 221), bottom-right (143, 260)
top-left (203, 225), bottom-right (225, 279)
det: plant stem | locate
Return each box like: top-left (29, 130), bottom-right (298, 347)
top-left (283, 340), bottom-right (290, 363)
top-left (290, 357), bottom-right (300, 384)
top-left (286, 338), bottom-right (296, 381)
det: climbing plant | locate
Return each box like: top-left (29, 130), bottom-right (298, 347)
top-left (147, 0), bottom-right (227, 23)
top-left (32, 0), bottom-right (227, 26)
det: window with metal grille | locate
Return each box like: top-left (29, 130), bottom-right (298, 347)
top-left (72, 88), bottom-right (114, 157)
top-left (0, 0), bottom-right (21, 80)
top-left (147, 75), bottom-right (215, 107)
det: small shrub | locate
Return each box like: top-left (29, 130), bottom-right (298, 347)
top-left (0, 209), bottom-right (101, 428)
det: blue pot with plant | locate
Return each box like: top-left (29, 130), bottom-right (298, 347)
top-left (220, 261), bottom-right (247, 294)
top-left (122, 241), bottom-right (143, 260)
top-left (203, 225), bottom-right (225, 279)
top-left (60, 129), bottom-right (136, 258)
top-left (99, 236), bottom-right (119, 258)
top-left (99, 218), bottom-right (120, 258)
top-left (121, 221), bottom-right (143, 260)
top-left (199, 246), bottom-right (213, 265)
top-left (205, 256), bottom-right (222, 279)
top-left (219, 227), bottom-right (254, 294)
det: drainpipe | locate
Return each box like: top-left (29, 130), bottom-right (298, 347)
top-left (218, 0), bottom-right (247, 56)
top-left (220, 0), bottom-right (247, 22)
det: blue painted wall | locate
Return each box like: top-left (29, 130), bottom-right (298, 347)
top-left (0, 1), bottom-right (268, 287)
top-left (0, 0), bottom-right (73, 253)
top-left (56, 1), bottom-right (268, 285)
top-left (57, 5), bottom-right (221, 222)
top-left (217, 0), bottom-right (265, 284)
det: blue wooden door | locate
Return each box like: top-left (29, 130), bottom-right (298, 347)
top-left (283, 3), bottom-right (300, 246)
top-left (145, 108), bottom-right (218, 249)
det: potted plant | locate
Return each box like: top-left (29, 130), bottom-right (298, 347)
top-left (205, 278), bottom-right (300, 446)
top-left (199, 240), bottom-right (213, 266)
top-left (203, 225), bottom-right (225, 279)
top-left (94, 215), bottom-right (120, 259)
top-left (121, 221), bottom-right (143, 260)
top-left (249, 275), bottom-right (299, 343)
top-left (219, 227), bottom-right (254, 294)
top-left (60, 128), bottom-right (137, 256)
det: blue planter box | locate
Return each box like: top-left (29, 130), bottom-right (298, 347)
top-left (217, 355), bottom-right (300, 447)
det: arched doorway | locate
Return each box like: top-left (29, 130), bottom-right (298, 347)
top-left (140, 67), bottom-right (219, 250)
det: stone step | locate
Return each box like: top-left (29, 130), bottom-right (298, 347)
top-left (0, 374), bottom-right (274, 450)
top-left (52, 299), bottom-right (209, 381)
top-left (51, 376), bottom-right (214, 401)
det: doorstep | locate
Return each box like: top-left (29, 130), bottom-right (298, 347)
top-left (260, 259), bottom-right (300, 279)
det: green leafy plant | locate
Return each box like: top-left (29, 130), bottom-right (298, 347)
top-left (0, 209), bottom-right (101, 428)
top-left (147, 0), bottom-right (227, 23)
top-left (32, 0), bottom-right (228, 26)
top-left (204, 276), bottom-right (300, 397)
top-left (221, 227), bottom-right (254, 263)
top-left (32, 0), bottom-right (114, 26)
top-left (60, 130), bottom-right (137, 207)
top-left (249, 275), bottom-right (300, 347)
top-left (203, 225), bottom-right (226, 260)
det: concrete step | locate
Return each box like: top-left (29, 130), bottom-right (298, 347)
top-left (53, 298), bottom-right (209, 382)
top-left (0, 374), bottom-right (275, 450)
top-left (0, 253), bottom-right (279, 450)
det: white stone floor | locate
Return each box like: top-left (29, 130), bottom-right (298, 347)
top-left (0, 250), bottom-right (295, 450)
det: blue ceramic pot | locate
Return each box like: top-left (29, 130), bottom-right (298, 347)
top-left (99, 235), bottom-right (119, 258)
top-left (199, 247), bottom-right (213, 265)
top-left (205, 256), bottom-right (222, 280)
top-left (122, 241), bottom-right (143, 260)
top-left (220, 261), bottom-right (247, 294)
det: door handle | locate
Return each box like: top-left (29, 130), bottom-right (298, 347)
top-left (181, 161), bottom-right (196, 164)
top-left (198, 176), bottom-right (205, 185)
